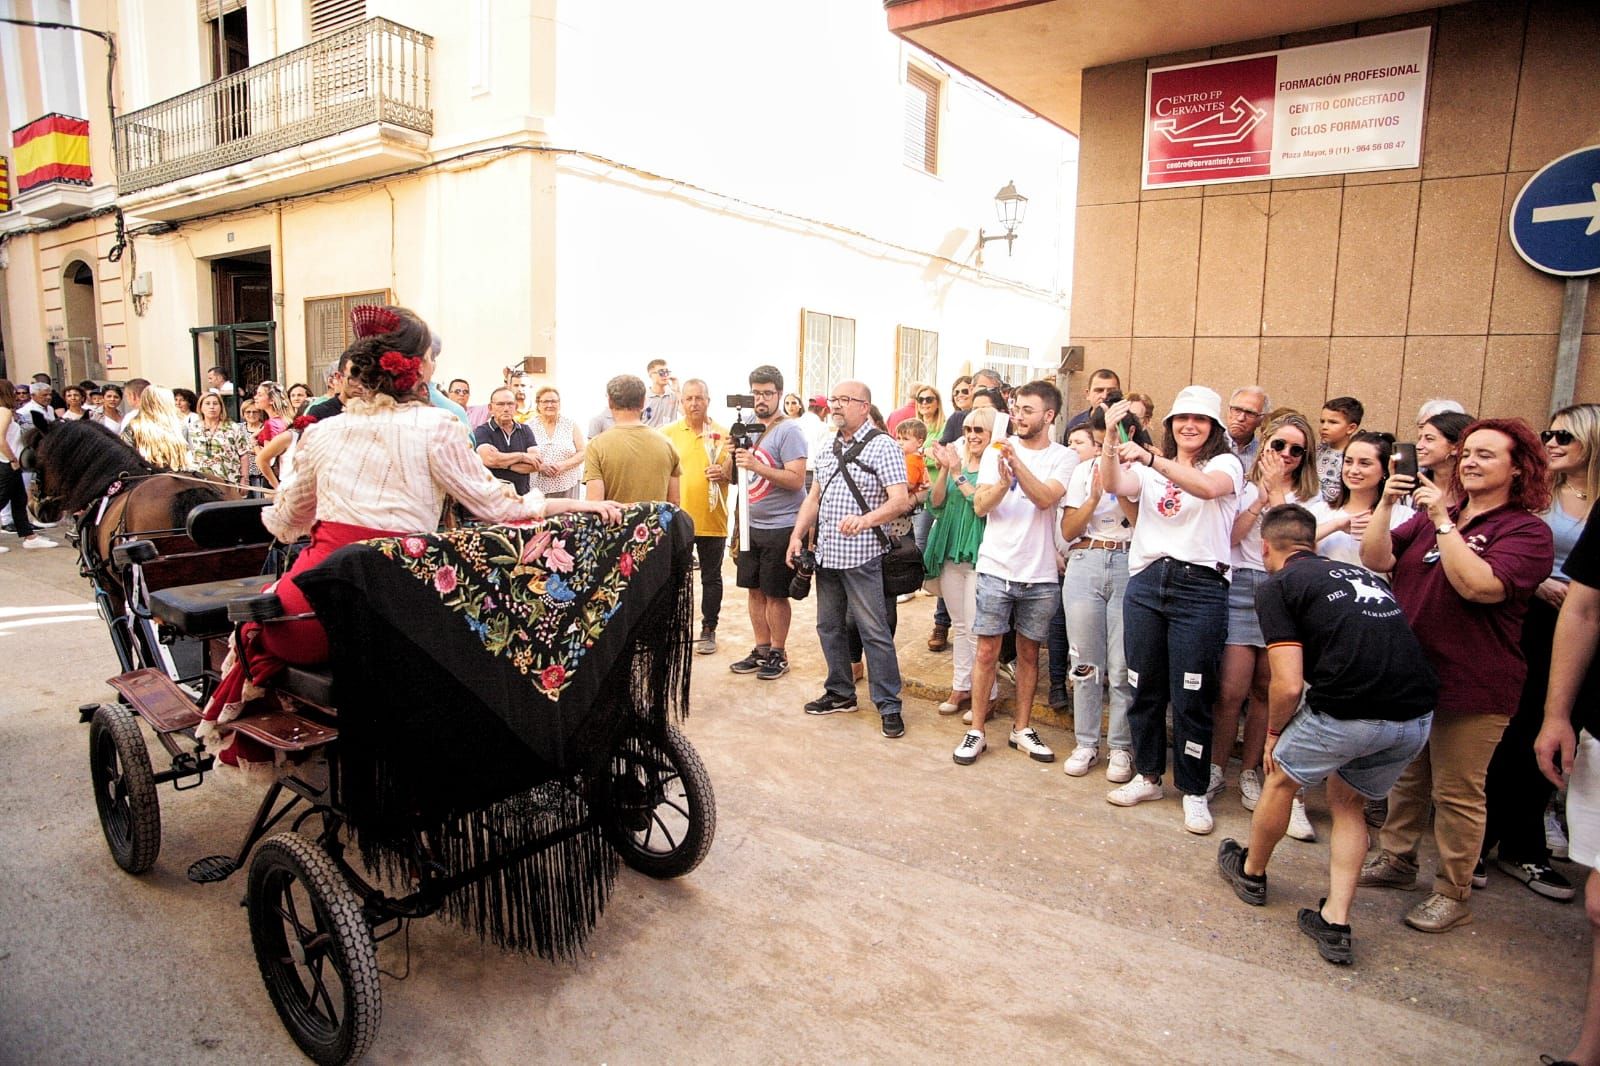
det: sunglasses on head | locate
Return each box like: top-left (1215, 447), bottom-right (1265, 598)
top-left (1269, 438), bottom-right (1307, 458)
top-left (1541, 429), bottom-right (1576, 446)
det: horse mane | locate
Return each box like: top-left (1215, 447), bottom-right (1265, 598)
top-left (35, 419), bottom-right (160, 514)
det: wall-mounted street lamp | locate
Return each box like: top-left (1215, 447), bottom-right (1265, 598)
top-left (978, 180), bottom-right (1028, 257)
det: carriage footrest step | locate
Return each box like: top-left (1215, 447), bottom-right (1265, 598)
top-left (104, 669), bottom-right (202, 733)
top-left (187, 855), bottom-right (239, 883)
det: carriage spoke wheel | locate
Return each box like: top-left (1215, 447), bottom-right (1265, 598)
top-left (606, 723), bottom-right (716, 879)
top-left (88, 703), bottom-right (161, 874)
top-left (248, 832), bottom-right (381, 1066)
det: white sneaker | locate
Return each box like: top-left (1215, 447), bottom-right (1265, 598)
top-left (21, 536), bottom-right (58, 549)
top-left (1008, 727), bottom-right (1055, 763)
top-left (961, 708), bottom-right (973, 725)
top-left (1548, 807), bottom-right (1570, 860)
top-left (1107, 777), bottom-right (1164, 807)
top-left (1287, 794), bottom-right (1316, 841)
top-left (1239, 768), bottom-right (1263, 811)
top-left (952, 730), bottom-right (986, 766)
top-left (1064, 745), bottom-right (1098, 777)
top-left (1106, 749), bottom-right (1135, 784)
top-left (1183, 794), bottom-right (1214, 835)
top-left (1206, 763), bottom-right (1225, 801)
top-left (896, 592), bottom-right (916, 603)
top-left (0, 544), bottom-right (8, 554)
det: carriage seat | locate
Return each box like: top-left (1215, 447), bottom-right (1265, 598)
top-left (149, 576), bottom-right (273, 637)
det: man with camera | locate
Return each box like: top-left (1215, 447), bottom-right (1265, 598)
top-left (728, 366), bottom-right (810, 681)
top-left (788, 381), bottom-right (911, 738)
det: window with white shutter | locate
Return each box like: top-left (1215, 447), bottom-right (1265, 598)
top-left (984, 341), bottom-right (1044, 388)
top-left (309, 0), bottom-right (366, 39)
top-left (896, 326), bottom-right (938, 402)
top-left (903, 66), bottom-right (939, 174)
top-left (305, 289), bottom-right (387, 391)
top-left (800, 310), bottom-right (856, 401)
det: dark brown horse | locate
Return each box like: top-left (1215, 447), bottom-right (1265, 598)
top-left (21, 417), bottom-right (245, 613)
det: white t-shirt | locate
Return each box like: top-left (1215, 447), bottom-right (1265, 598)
top-left (1126, 452), bottom-right (1244, 578)
top-left (1063, 458), bottom-right (1132, 543)
top-left (1230, 484), bottom-right (1306, 571)
top-left (976, 438), bottom-right (1078, 584)
top-left (1306, 497), bottom-right (1416, 566)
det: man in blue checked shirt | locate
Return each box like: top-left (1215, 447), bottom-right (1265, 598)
top-left (788, 381), bottom-right (911, 738)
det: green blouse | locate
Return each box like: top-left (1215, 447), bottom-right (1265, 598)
top-left (922, 466), bottom-right (985, 578)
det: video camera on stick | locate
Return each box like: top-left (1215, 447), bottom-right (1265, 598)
top-left (726, 393), bottom-right (765, 451)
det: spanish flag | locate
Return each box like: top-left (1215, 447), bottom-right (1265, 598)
top-left (12, 113), bottom-right (91, 193)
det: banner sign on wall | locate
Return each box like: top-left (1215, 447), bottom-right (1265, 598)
top-left (1142, 27), bottom-right (1430, 189)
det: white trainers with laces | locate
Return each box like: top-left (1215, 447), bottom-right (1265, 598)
top-left (1008, 727), bottom-right (1055, 763)
top-left (1183, 793), bottom-right (1214, 835)
top-left (1239, 768), bottom-right (1263, 811)
top-left (1107, 777), bottom-right (1164, 807)
top-left (1206, 763), bottom-right (1225, 801)
top-left (1287, 794), bottom-right (1316, 841)
top-left (1064, 745), bottom-right (1098, 777)
top-left (952, 730), bottom-right (986, 766)
top-left (21, 536), bottom-right (58, 550)
top-left (1105, 749), bottom-right (1135, 784)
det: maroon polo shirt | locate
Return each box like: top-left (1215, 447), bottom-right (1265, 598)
top-left (1389, 502), bottom-right (1554, 716)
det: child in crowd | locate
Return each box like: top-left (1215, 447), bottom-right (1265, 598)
top-left (897, 417), bottom-right (931, 500)
top-left (1316, 397), bottom-right (1364, 503)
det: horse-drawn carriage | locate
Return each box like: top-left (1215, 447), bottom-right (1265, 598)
top-left (24, 418), bottom-right (716, 1064)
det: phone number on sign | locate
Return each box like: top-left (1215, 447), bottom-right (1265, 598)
top-left (1331, 140), bottom-right (1406, 155)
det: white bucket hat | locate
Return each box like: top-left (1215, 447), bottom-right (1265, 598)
top-left (1164, 385), bottom-right (1224, 428)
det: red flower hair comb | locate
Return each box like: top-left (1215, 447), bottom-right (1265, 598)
top-left (351, 305), bottom-right (401, 339)
top-left (379, 350), bottom-right (422, 392)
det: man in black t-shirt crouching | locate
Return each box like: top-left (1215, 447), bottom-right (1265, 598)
top-left (1216, 504), bottom-right (1438, 965)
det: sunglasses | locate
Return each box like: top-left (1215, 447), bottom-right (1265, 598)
top-left (1541, 429), bottom-right (1576, 446)
top-left (916, 394), bottom-right (937, 403)
top-left (1269, 438), bottom-right (1307, 458)
top-left (953, 387), bottom-right (972, 396)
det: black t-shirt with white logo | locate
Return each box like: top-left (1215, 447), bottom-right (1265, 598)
top-left (1562, 509), bottom-right (1600, 740)
top-left (1255, 551), bottom-right (1438, 721)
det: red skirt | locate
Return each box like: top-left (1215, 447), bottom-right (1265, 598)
top-left (203, 520), bottom-right (401, 764)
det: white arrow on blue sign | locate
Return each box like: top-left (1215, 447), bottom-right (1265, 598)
top-left (1510, 144), bottom-right (1600, 277)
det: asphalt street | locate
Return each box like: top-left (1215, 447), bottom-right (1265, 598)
top-left (0, 542), bottom-right (1589, 1064)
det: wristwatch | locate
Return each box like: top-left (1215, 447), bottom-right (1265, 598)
top-left (1435, 521), bottom-right (1456, 536)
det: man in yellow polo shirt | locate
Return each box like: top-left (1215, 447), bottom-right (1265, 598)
top-left (665, 378), bottom-right (730, 655)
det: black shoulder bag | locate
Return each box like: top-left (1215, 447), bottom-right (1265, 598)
top-left (832, 430), bottom-right (925, 597)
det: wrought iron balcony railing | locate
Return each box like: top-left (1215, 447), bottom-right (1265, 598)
top-left (113, 17), bottom-right (432, 195)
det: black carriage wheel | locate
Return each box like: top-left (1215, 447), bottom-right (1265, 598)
top-left (248, 832), bottom-right (381, 1066)
top-left (606, 723), bottom-right (716, 879)
top-left (88, 703), bottom-right (161, 874)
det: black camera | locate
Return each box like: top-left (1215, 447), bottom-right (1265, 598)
top-left (788, 548), bottom-right (818, 600)
top-left (726, 393), bottom-right (764, 451)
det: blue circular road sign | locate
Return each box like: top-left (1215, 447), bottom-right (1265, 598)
top-left (1510, 145), bottom-right (1600, 277)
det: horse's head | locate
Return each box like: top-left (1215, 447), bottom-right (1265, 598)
top-left (17, 413), bottom-right (65, 524)
top-left (24, 417), bottom-right (153, 525)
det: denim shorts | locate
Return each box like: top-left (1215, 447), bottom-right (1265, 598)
top-left (1273, 706), bottom-right (1433, 800)
top-left (1225, 566), bottom-right (1266, 648)
top-left (974, 572), bottom-right (1059, 641)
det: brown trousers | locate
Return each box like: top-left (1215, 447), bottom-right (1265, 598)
top-left (1378, 711), bottom-right (1510, 901)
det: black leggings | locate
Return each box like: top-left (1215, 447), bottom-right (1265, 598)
top-left (0, 462), bottom-right (34, 538)
top-left (1482, 599), bottom-right (1559, 864)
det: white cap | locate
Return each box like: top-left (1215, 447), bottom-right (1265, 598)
top-left (1164, 384), bottom-right (1224, 427)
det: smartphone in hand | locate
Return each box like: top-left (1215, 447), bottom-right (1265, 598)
top-left (1393, 442), bottom-right (1419, 480)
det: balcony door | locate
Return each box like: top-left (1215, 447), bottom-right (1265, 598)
top-left (209, 7), bottom-right (249, 144)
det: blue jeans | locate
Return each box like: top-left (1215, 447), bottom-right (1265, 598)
top-left (1122, 557), bottom-right (1228, 795)
top-left (817, 556), bottom-right (902, 717)
top-left (914, 508), bottom-right (951, 628)
top-left (1063, 547), bottom-right (1133, 751)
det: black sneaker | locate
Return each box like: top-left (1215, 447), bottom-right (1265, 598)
top-left (1496, 859), bottom-right (1577, 902)
top-left (804, 692), bottom-right (858, 715)
top-left (880, 712), bottom-right (905, 738)
top-left (1216, 838), bottom-right (1266, 906)
top-left (1298, 900), bottom-right (1353, 965)
top-left (756, 649), bottom-right (790, 680)
top-left (1047, 682), bottom-right (1069, 709)
top-left (730, 646), bottom-right (771, 674)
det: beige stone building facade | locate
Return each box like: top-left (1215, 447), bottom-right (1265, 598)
top-left (890, 0), bottom-right (1600, 432)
